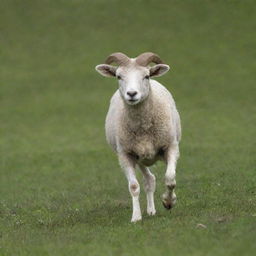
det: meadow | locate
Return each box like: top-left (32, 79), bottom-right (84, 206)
top-left (0, 0), bottom-right (256, 255)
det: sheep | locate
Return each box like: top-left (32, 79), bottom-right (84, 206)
top-left (95, 52), bottom-right (181, 222)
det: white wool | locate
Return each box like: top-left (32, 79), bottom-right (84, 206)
top-left (105, 80), bottom-right (181, 165)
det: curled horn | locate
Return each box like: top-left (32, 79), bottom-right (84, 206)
top-left (105, 52), bottom-right (130, 66)
top-left (136, 52), bottom-right (163, 66)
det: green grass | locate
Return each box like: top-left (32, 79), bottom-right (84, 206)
top-left (1, 0), bottom-right (256, 255)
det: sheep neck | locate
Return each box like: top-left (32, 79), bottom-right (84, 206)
top-left (123, 89), bottom-right (154, 130)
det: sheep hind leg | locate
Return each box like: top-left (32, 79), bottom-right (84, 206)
top-left (139, 165), bottom-right (156, 216)
top-left (162, 143), bottom-right (179, 210)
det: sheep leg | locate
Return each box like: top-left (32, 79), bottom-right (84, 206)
top-left (139, 165), bottom-right (156, 216)
top-left (118, 153), bottom-right (142, 222)
top-left (162, 143), bottom-right (179, 210)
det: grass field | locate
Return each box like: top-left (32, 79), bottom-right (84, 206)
top-left (1, 0), bottom-right (256, 255)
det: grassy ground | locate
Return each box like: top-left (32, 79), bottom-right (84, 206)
top-left (1, 0), bottom-right (256, 255)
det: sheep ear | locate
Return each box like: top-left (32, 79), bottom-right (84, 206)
top-left (149, 64), bottom-right (170, 77)
top-left (95, 64), bottom-right (117, 77)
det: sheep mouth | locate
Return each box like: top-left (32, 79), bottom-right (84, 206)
top-left (127, 99), bottom-right (140, 105)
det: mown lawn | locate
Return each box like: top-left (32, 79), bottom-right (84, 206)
top-left (0, 0), bottom-right (256, 255)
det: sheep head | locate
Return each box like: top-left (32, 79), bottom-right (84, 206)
top-left (95, 52), bottom-right (170, 105)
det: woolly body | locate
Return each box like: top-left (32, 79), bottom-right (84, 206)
top-left (105, 80), bottom-right (181, 167)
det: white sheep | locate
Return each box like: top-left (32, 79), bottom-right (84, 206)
top-left (95, 52), bottom-right (181, 222)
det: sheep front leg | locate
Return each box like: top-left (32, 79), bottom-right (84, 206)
top-left (162, 143), bottom-right (179, 210)
top-left (118, 153), bottom-right (142, 222)
top-left (139, 165), bottom-right (156, 216)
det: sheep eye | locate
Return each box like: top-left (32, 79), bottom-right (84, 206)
top-left (144, 75), bottom-right (150, 79)
top-left (117, 75), bottom-right (122, 80)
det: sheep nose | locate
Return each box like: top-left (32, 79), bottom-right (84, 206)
top-left (127, 91), bottom-right (137, 98)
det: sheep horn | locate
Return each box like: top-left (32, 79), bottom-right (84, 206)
top-left (105, 52), bottom-right (130, 66)
top-left (135, 52), bottom-right (163, 66)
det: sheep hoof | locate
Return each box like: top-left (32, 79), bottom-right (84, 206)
top-left (147, 209), bottom-right (156, 216)
top-left (131, 216), bottom-right (142, 223)
top-left (162, 201), bottom-right (172, 210)
top-left (162, 197), bottom-right (176, 210)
